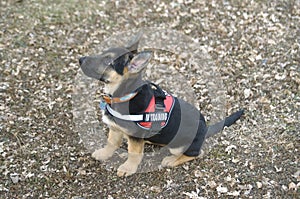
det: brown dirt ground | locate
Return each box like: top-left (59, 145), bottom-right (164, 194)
top-left (0, 0), bottom-right (299, 198)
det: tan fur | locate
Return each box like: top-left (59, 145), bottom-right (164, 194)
top-left (92, 128), bottom-right (123, 161)
top-left (123, 66), bottom-right (128, 74)
top-left (104, 70), bottom-right (124, 94)
top-left (144, 140), bottom-right (166, 147)
top-left (117, 137), bottom-right (144, 177)
top-left (161, 154), bottom-right (196, 167)
top-left (93, 116), bottom-right (146, 176)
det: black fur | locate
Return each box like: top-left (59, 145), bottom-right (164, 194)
top-left (112, 52), bottom-right (133, 75)
top-left (206, 109), bottom-right (244, 138)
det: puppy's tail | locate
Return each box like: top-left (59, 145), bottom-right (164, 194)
top-left (206, 109), bottom-right (244, 138)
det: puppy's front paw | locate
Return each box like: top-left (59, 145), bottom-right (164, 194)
top-left (117, 161), bottom-right (138, 177)
top-left (92, 148), bottom-right (114, 161)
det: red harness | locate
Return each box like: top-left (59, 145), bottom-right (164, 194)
top-left (137, 94), bottom-right (174, 129)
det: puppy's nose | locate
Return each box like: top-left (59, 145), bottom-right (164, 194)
top-left (79, 56), bottom-right (87, 65)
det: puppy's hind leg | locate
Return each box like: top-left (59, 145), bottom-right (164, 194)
top-left (162, 147), bottom-right (196, 167)
top-left (92, 128), bottom-right (123, 161)
top-left (162, 155), bottom-right (196, 167)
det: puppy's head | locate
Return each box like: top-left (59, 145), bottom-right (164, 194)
top-left (79, 32), bottom-right (152, 84)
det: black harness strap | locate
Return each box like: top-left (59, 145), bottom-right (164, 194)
top-left (149, 83), bottom-right (166, 133)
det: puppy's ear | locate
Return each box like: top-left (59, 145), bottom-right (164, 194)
top-left (127, 51), bottom-right (152, 74)
top-left (125, 31), bottom-right (143, 53)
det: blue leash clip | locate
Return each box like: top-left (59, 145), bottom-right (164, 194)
top-left (99, 101), bottom-right (107, 110)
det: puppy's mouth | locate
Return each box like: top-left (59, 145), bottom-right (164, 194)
top-left (99, 76), bottom-right (110, 84)
top-left (99, 65), bottom-right (111, 84)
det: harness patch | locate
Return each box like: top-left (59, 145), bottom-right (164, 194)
top-left (144, 112), bottom-right (168, 122)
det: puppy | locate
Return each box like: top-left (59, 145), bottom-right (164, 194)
top-left (79, 33), bottom-right (244, 177)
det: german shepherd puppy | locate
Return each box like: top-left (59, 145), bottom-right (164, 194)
top-left (79, 33), bottom-right (244, 177)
